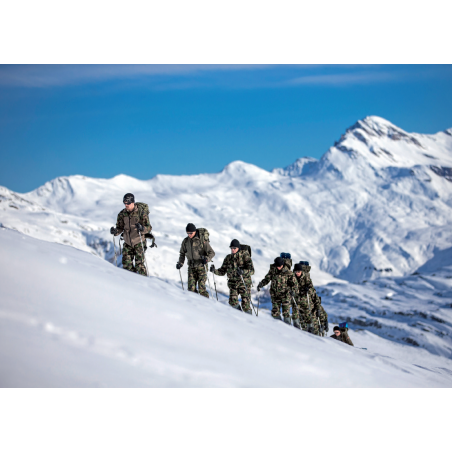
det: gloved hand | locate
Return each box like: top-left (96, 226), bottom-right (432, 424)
top-left (236, 268), bottom-right (244, 276)
top-left (201, 257), bottom-right (207, 265)
top-left (110, 227), bottom-right (117, 235)
top-left (176, 263), bottom-right (182, 270)
top-left (136, 223), bottom-right (144, 232)
top-left (210, 265), bottom-right (215, 273)
top-left (257, 282), bottom-right (263, 292)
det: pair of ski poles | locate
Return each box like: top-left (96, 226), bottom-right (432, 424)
top-left (177, 262), bottom-right (219, 302)
top-left (178, 264), bottom-right (260, 316)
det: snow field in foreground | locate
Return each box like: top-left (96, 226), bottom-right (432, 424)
top-left (1, 228), bottom-right (452, 387)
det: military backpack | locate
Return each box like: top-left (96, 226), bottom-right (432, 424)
top-left (240, 244), bottom-right (252, 257)
top-left (135, 202), bottom-right (157, 247)
top-left (197, 227), bottom-right (210, 243)
top-left (280, 252), bottom-right (292, 270)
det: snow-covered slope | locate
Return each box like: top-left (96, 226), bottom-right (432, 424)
top-left (1, 227), bottom-right (452, 387)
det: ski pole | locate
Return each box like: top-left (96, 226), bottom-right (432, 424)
top-left (307, 292), bottom-right (314, 333)
top-left (240, 274), bottom-right (257, 316)
top-left (256, 290), bottom-right (260, 316)
top-left (211, 269), bottom-right (219, 301)
top-left (204, 264), bottom-right (213, 299)
top-left (289, 291), bottom-right (299, 324)
top-left (179, 267), bottom-right (184, 291)
top-left (138, 230), bottom-right (149, 277)
top-left (113, 236), bottom-right (117, 267)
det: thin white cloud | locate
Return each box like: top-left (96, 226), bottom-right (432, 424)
top-left (0, 64), bottom-right (273, 87)
top-left (285, 71), bottom-right (397, 86)
top-left (0, 65), bottom-right (419, 90)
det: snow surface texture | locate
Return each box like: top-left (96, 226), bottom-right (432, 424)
top-left (1, 228), bottom-right (452, 388)
top-left (1, 116), bottom-right (452, 381)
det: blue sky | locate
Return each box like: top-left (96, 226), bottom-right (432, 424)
top-left (0, 64), bottom-right (451, 193)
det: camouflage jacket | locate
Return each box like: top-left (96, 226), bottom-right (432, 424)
top-left (178, 230), bottom-right (215, 268)
top-left (318, 303), bottom-right (328, 323)
top-left (330, 332), bottom-right (354, 346)
top-left (295, 273), bottom-right (316, 306)
top-left (214, 250), bottom-right (254, 283)
top-left (115, 205), bottom-right (152, 247)
top-left (260, 266), bottom-right (299, 298)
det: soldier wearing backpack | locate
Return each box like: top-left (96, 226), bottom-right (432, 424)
top-left (257, 257), bottom-right (299, 324)
top-left (296, 261), bottom-right (323, 335)
top-left (331, 325), bottom-right (354, 346)
top-left (110, 193), bottom-right (152, 276)
top-left (210, 239), bottom-right (255, 314)
top-left (177, 223), bottom-right (215, 298)
top-left (293, 263), bottom-right (314, 331)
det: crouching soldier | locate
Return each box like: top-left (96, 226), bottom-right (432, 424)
top-left (210, 239), bottom-right (254, 314)
top-left (110, 193), bottom-right (152, 276)
top-left (331, 326), bottom-right (354, 346)
top-left (177, 223), bottom-right (215, 298)
top-left (293, 263), bottom-right (314, 331)
top-left (257, 257), bottom-right (299, 325)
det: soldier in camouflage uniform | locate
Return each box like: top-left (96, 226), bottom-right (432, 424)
top-left (293, 263), bottom-right (314, 331)
top-left (257, 257), bottom-right (299, 324)
top-left (294, 261), bottom-right (323, 334)
top-left (110, 193), bottom-right (152, 276)
top-left (177, 223), bottom-right (215, 298)
top-left (331, 326), bottom-right (354, 346)
top-left (210, 239), bottom-right (254, 314)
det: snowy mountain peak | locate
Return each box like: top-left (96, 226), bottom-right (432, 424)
top-left (220, 160), bottom-right (271, 180)
top-left (274, 157), bottom-right (318, 177)
top-left (327, 115), bottom-right (452, 171)
top-left (341, 116), bottom-right (421, 148)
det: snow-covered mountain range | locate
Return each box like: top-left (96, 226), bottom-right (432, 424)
top-left (1, 115), bottom-right (452, 367)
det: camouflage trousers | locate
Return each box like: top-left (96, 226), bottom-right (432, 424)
top-left (296, 298), bottom-right (313, 329)
top-left (271, 294), bottom-right (291, 319)
top-left (122, 242), bottom-right (147, 276)
top-left (229, 278), bottom-right (252, 312)
top-left (310, 310), bottom-right (321, 335)
top-left (188, 265), bottom-right (209, 298)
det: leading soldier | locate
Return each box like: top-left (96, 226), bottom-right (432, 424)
top-left (177, 223), bottom-right (215, 298)
top-left (110, 193), bottom-right (152, 276)
top-left (210, 239), bottom-right (255, 314)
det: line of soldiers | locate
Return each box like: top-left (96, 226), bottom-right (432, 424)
top-left (110, 193), bottom-right (329, 336)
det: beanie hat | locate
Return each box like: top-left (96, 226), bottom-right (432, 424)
top-left (123, 193), bottom-right (135, 204)
top-left (333, 326), bottom-right (340, 332)
top-left (230, 239), bottom-right (240, 248)
top-left (293, 263), bottom-right (303, 271)
top-left (274, 257), bottom-right (284, 267)
top-left (186, 223), bottom-right (197, 233)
